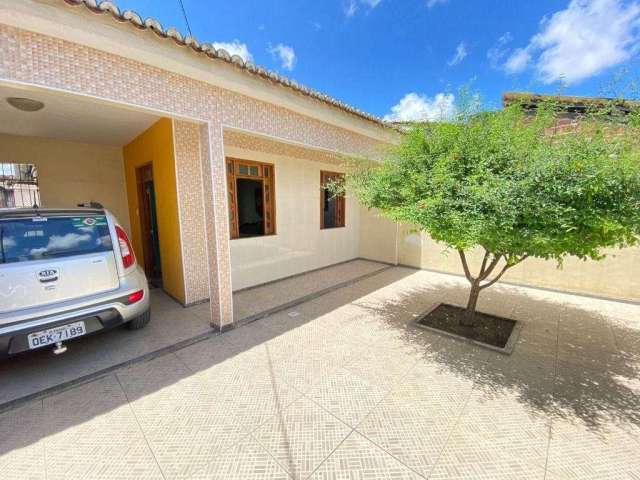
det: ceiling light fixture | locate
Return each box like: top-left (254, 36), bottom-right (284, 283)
top-left (6, 97), bottom-right (45, 112)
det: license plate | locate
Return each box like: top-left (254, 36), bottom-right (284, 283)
top-left (27, 321), bottom-right (86, 349)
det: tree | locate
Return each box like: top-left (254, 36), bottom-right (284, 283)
top-left (343, 97), bottom-right (640, 326)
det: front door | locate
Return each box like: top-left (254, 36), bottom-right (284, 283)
top-left (136, 164), bottom-right (162, 287)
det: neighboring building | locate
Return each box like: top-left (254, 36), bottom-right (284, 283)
top-left (0, 163), bottom-right (40, 208)
top-left (0, 1), bottom-right (637, 334)
top-left (503, 92), bottom-right (640, 119)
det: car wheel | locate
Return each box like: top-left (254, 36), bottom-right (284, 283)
top-left (126, 309), bottom-right (151, 330)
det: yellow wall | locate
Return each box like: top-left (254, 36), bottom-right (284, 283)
top-left (122, 118), bottom-right (185, 303)
top-left (0, 133), bottom-right (130, 234)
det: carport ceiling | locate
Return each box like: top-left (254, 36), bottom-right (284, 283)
top-left (0, 85), bottom-right (161, 146)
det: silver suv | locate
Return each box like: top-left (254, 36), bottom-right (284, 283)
top-left (0, 208), bottom-right (150, 358)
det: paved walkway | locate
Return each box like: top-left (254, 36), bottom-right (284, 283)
top-left (0, 259), bottom-right (386, 407)
top-left (1, 267), bottom-right (639, 479)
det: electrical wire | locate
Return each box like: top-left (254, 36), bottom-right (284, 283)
top-left (177, 0), bottom-right (193, 37)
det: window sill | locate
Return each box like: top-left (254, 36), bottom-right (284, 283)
top-left (231, 233), bottom-right (278, 241)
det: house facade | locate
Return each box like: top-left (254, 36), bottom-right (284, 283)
top-left (0, 0), bottom-right (637, 335)
top-left (0, 0), bottom-right (401, 330)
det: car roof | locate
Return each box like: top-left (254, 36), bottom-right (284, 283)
top-left (0, 208), bottom-right (106, 219)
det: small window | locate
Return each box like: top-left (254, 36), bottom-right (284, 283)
top-left (226, 158), bottom-right (276, 239)
top-left (320, 171), bottom-right (345, 229)
top-left (0, 163), bottom-right (40, 208)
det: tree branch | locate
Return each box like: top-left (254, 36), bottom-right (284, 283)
top-left (480, 254), bottom-right (502, 281)
top-left (458, 250), bottom-right (474, 283)
top-left (478, 249), bottom-right (490, 278)
top-left (480, 263), bottom-right (510, 289)
top-left (480, 254), bottom-right (528, 289)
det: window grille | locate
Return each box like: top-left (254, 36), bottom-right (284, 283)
top-left (0, 163), bottom-right (41, 208)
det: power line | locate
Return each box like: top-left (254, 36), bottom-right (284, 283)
top-left (177, 0), bottom-right (193, 37)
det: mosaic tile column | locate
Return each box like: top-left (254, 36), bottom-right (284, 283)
top-left (172, 120), bottom-right (209, 305)
top-left (199, 122), bottom-right (234, 329)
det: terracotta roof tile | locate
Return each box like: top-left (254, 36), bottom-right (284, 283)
top-left (60, 0), bottom-right (391, 129)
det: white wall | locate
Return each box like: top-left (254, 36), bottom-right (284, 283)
top-left (406, 235), bottom-right (640, 302)
top-left (226, 146), bottom-right (361, 290)
top-left (0, 133), bottom-right (130, 233)
top-left (358, 206), bottom-right (398, 265)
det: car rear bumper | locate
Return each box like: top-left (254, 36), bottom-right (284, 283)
top-left (0, 284), bottom-right (150, 359)
top-left (0, 307), bottom-right (129, 358)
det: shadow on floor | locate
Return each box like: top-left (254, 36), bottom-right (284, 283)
top-left (0, 290), bottom-right (212, 405)
top-left (0, 259), bottom-right (389, 408)
top-left (1, 266), bottom-right (638, 472)
top-left (354, 279), bottom-right (640, 433)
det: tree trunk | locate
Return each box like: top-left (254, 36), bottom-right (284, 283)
top-left (461, 282), bottom-right (481, 327)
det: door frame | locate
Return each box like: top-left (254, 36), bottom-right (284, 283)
top-left (135, 162), bottom-right (156, 279)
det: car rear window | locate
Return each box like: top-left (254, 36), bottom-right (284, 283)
top-left (0, 215), bottom-right (113, 264)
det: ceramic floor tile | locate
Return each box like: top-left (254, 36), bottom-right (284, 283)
top-left (310, 431), bottom-right (422, 479)
top-left (0, 401), bottom-right (46, 480)
top-left (355, 395), bottom-right (455, 477)
top-left (546, 418), bottom-right (640, 479)
top-left (42, 376), bottom-right (163, 480)
top-left (307, 368), bottom-right (389, 427)
top-left (253, 396), bottom-right (352, 479)
top-left (189, 436), bottom-right (292, 479)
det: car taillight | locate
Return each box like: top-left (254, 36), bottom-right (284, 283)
top-left (115, 225), bottom-right (135, 269)
top-left (127, 289), bottom-right (144, 304)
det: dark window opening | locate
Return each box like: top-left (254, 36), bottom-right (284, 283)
top-left (320, 171), bottom-right (345, 229)
top-left (226, 158), bottom-right (275, 239)
top-left (323, 193), bottom-right (338, 228)
top-left (236, 178), bottom-right (264, 238)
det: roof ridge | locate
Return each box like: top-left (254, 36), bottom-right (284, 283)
top-left (60, 0), bottom-right (390, 128)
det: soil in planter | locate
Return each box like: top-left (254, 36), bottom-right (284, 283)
top-left (418, 304), bottom-right (517, 349)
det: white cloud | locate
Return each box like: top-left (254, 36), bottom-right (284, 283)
top-left (344, 0), bottom-right (383, 17)
top-left (427, 0), bottom-right (448, 8)
top-left (447, 42), bottom-right (468, 66)
top-left (384, 92), bottom-right (456, 122)
top-left (344, 0), bottom-right (358, 17)
top-left (30, 233), bottom-right (91, 257)
top-left (505, 0), bottom-right (640, 84)
top-left (212, 41), bottom-right (253, 63)
top-left (504, 47), bottom-right (531, 73)
top-left (487, 32), bottom-right (513, 68)
top-left (269, 43), bottom-right (297, 71)
top-left (2, 236), bottom-right (16, 249)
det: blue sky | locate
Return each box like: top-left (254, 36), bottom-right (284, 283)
top-left (112, 0), bottom-right (640, 120)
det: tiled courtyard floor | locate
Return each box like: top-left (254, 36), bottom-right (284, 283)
top-left (1, 267), bottom-right (639, 479)
top-left (0, 259), bottom-right (387, 406)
